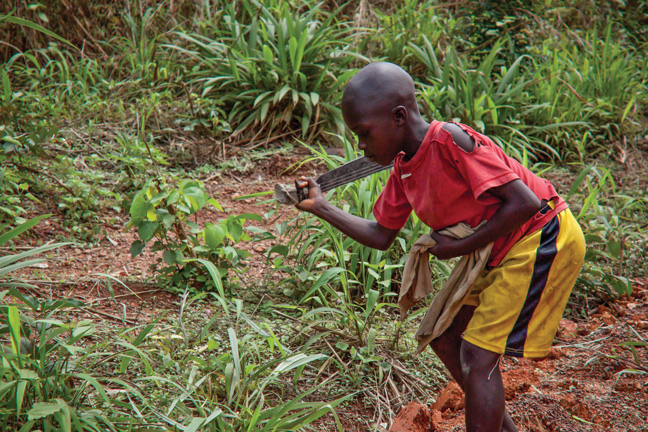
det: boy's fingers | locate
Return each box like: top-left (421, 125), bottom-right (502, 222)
top-left (298, 177), bottom-right (318, 188)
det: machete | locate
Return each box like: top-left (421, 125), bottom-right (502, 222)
top-left (274, 156), bottom-right (394, 204)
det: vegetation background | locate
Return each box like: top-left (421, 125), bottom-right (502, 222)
top-left (0, 1), bottom-right (647, 431)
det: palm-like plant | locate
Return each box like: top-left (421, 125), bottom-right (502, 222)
top-left (169, 1), bottom-right (362, 144)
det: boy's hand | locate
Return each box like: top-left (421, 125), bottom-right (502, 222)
top-left (295, 177), bottom-right (326, 213)
top-left (428, 231), bottom-right (464, 260)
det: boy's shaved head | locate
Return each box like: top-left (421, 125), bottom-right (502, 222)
top-left (342, 62), bottom-right (419, 119)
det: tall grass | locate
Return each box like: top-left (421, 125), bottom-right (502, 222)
top-left (413, 36), bottom-right (563, 161)
top-left (524, 22), bottom-right (645, 161)
top-left (169, 1), bottom-right (361, 145)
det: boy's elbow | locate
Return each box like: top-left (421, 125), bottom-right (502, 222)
top-left (376, 240), bottom-right (392, 251)
top-left (364, 237), bottom-right (391, 251)
top-left (371, 223), bottom-right (399, 251)
top-left (521, 195), bottom-right (542, 219)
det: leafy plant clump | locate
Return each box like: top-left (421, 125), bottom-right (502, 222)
top-left (171, 0), bottom-right (360, 145)
top-left (128, 178), bottom-right (261, 291)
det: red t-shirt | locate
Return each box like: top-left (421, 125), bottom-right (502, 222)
top-left (373, 120), bottom-right (567, 267)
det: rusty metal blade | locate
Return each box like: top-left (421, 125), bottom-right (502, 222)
top-left (274, 157), bottom-right (393, 204)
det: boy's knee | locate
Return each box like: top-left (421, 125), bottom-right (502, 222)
top-left (460, 340), bottom-right (501, 379)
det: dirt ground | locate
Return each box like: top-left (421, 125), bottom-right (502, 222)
top-left (8, 155), bottom-right (648, 432)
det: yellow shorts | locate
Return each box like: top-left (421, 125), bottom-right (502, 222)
top-left (462, 208), bottom-right (585, 358)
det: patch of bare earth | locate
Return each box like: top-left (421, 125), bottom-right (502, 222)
top-left (387, 280), bottom-right (648, 432)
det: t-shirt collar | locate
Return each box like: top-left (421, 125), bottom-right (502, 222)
top-left (398, 120), bottom-right (440, 173)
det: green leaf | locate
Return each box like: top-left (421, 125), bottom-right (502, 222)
top-left (567, 164), bottom-right (593, 199)
top-left (18, 369), bottom-right (38, 380)
top-left (603, 275), bottom-right (632, 296)
top-left (187, 259), bottom-right (228, 316)
top-left (607, 239), bottom-right (621, 258)
top-left (138, 221), bottom-right (158, 243)
top-left (364, 289), bottom-right (379, 319)
top-left (162, 214), bottom-right (175, 229)
top-left (130, 240), bottom-right (144, 258)
top-left (268, 245), bottom-right (289, 257)
top-left (208, 198), bottom-right (224, 211)
top-left (27, 400), bottom-right (66, 420)
top-left (8, 305), bottom-right (20, 356)
top-left (274, 353), bottom-right (328, 373)
top-left (16, 380), bottom-right (26, 418)
top-left (167, 190), bottom-right (180, 205)
top-left (204, 224), bottom-right (225, 249)
top-left (184, 418), bottom-right (206, 432)
top-left (263, 45), bottom-right (273, 64)
top-left (288, 36), bottom-right (298, 69)
top-left (310, 92), bottom-right (319, 106)
top-left (182, 182), bottom-right (209, 212)
top-left (228, 327), bottom-right (241, 381)
top-left (163, 250), bottom-right (176, 265)
top-left (129, 191), bottom-right (150, 222)
top-left (300, 267), bottom-right (346, 303)
top-left (227, 221), bottom-right (243, 241)
top-left (1, 69), bottom-right (11, 106)
top-left (335, 341), bottom-right (349, 351)
top-left (620, 94), bottom-right (636, 123)
top-left (0, 243), bottom-right (70, 272)
top-left (234, 213), bottom-right (263, 221)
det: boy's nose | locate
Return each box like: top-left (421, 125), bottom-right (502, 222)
top-left (358, 141), bottom-right (366, 150)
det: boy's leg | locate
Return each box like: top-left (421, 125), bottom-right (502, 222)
top-left (430, 305), bottom-right (518, 432)
top-left (460, 339), bottom-right (512, 432)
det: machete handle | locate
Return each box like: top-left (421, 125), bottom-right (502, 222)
top-left (295, 180), bottom-right (309, 202)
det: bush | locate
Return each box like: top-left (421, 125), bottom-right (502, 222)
top-left (127, 178), bottom-right (260, 292)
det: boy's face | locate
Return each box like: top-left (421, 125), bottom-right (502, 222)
top-left (343, 103), bottom-right (404, 166)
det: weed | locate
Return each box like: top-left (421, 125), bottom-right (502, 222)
top-left (128, 177), bottom-right (261, 293)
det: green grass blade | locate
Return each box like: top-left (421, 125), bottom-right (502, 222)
top-left (1, 16), bottom-right (77, 49)
top-left (0, 214), bottom-right (51, 246)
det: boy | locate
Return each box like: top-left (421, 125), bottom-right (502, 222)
top-left (295, 62), bottom-right (585, 432)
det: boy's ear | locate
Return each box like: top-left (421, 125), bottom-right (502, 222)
top-left (391, 105), bottom-right (408, 126)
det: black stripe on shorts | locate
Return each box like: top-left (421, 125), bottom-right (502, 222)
top-left (504, 216), bottom-right (560, 357)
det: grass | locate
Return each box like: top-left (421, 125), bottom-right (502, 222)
top-left (1, 0), bottom-right (647, 430)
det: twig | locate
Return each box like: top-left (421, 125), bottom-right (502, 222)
top-left (12, 280), bottom-right (77, 286)
top-left (68, 129), bottom-right (116, 168)
top-left (83, 307), bottom-right (137, 325)
top-left (178, 287), bottom-right (190, 349)
top-left (180, 82), bottom-right (197, 118)
top-left (0, 40), bottom-right (22, 53)
top-left (72, 15), bottom-right (109, 58)
top-left (323, 338), bottom-right (349, 369)
top-left (88, 289), bottom-right (161, 304)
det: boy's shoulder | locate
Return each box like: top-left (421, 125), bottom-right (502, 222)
top-left (441, 122), bottom-right (476, 153)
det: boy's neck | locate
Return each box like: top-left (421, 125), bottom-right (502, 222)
top-left (402, 116), bottom-right (431, 161)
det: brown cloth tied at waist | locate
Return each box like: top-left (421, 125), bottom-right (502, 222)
top-left (398, 222), bottom-right (493, 354)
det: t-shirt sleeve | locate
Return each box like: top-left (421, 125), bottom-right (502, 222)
top-left (372, 168), bottom-right (412, 230)
top-left (439, 129), bottom-right (520, 200)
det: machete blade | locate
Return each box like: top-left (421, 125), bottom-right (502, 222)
top-left (274, 156), bottom-right (393, 204)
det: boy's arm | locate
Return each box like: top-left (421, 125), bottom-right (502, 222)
top-left (429, 179), bottom-right (541, 259)
top-left (428, 123), bottom-right (541, 259)
top-left (295, 177), bottom-right (400, 251)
